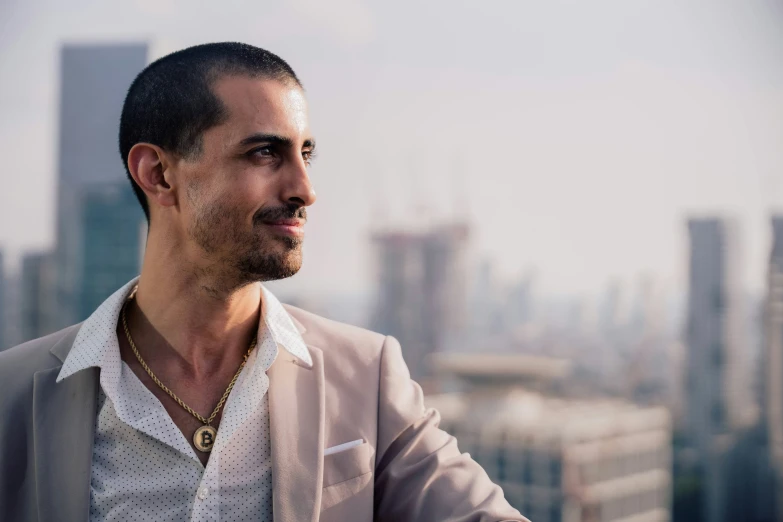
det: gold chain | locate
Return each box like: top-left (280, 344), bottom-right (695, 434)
top-left (120, 296), bottom-right (256, 427)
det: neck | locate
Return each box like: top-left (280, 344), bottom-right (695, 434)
top-left (130, 228), bottom-right (264, 378)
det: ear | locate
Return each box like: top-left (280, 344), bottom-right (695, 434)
top-left (127, 143), bottom-right (177, 211)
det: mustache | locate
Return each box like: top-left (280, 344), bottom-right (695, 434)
top-left (253, 204), bottom-right (307, 224)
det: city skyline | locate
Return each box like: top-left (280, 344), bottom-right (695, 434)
top-left (1, 1), bottom-right (783, 300)
top-left (1, 7), bottom-right (782, 520)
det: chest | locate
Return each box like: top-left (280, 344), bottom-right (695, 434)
top-left (88, 347), bottom-right (381, 521)
top-left (90, 389), bottom-right (275, 521)
top-left (134, 369), bottom-right (225, 466)
top-left (118, 338), bottom-right (247, 466)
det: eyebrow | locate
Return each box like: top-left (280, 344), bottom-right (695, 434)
top-left (239, 133), bottom-right (316, 150)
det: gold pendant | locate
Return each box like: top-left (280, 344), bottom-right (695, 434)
top-left (194, 425), bottom-right (217, 452)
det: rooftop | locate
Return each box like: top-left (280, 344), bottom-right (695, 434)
top-left (432, 353), bottom-right (572, 386)
top-left (425, 388), bottom-right (670, 444)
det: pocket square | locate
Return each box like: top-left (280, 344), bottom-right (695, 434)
top-left (324, 439), bottom-right (365, 456)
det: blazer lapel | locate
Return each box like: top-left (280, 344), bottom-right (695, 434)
top-left (33, 365), bottom-right (98, 522)
top-left (34, 324), bottom-right (97, 522)
top-left (268, 344), bottom-right (325, 522)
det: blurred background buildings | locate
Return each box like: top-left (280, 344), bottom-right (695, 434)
top-left (2, 44), bottom-right (148, 344)
top-left (765, 218), bottom-right (783, 521)
top-left (370, 222), bottom-right (470, 383)
top-left (54, 44), bottom-right (147, 331)
top-left (2, 2), bottom-right (783, 520)
top-left (428, 354), bottom-right (671, 522)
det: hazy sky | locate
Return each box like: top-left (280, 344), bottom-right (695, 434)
top-left (1, 0), bottom-right (782, 300)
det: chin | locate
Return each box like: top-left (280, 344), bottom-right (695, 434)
top-left (271, 253), bottom-right (303, 279)
top-left (236, 247), bottom-right (303, 282)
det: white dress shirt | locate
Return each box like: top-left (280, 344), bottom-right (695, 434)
top-left (56, 277), bottom-right (312, 522)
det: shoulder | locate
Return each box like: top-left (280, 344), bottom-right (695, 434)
top-left (0, 325), bottom-right (82, 399)
top-left (283, 304), bottom-right (388, 365)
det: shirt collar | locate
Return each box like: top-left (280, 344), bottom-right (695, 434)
top-left (259, 284), bottom-right (312, 367)
top-left (57, 276), bottom-right (312, 383)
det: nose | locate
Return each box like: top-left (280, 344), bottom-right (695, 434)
top-left (282, 155), bottom-right (317, 208)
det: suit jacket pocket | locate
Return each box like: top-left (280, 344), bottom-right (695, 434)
top-left (321, 471), bottom-right (373, 513)
top-left (322, 441), bottom-right (372, 488)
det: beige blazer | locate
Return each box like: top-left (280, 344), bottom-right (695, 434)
top-left (0, 304), bottom-right (527, 522)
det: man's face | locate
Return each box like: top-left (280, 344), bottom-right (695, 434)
top-left (175, 75), bottom-right (316, 283)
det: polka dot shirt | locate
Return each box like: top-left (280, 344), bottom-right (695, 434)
top-left (56, 277), bottom-right (313, 522)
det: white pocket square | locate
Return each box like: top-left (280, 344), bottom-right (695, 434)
top-left (324, 438), bottom-right (364, 456)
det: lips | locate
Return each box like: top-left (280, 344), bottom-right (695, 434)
top-left (262, 219), bottom-right (305, 237)
top-left (263, 219), bottom-right (304, 227)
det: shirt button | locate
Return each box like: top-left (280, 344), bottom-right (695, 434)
top-left (198, 486), bottom-right (209, 500)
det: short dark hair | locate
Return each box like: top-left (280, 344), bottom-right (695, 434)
top-left (119, 42), bottom-right (302, 222)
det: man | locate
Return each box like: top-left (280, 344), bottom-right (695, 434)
top-left (0, 43), bottom-right (526, 522)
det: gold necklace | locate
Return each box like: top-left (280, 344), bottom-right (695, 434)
top-left (120, 296), bottom-right (256, 453)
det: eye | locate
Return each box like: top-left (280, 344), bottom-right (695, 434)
top-left (247, 146), bottom-right (274, 158)
top-left (302, 149), bottom-right (317, 166)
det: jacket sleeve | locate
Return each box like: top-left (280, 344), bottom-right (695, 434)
top-left (373, 335), bottom-right (529, 522)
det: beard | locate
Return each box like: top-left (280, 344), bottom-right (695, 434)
top-left (188, 198), bottom-right (305, 284)
top-left (232, 234), bottom-right (303, 282)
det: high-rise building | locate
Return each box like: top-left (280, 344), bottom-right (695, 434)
top-left (78, 183), bottom-right (145, 320)
top-left (428, 354), bottom-right (672, 522)
top-left (54, 43), bottom-right (147, 329)
top-left (764, 215), bottom-right (783, 519)
top-left (0, 249), bottom-right (6, 350)
top-left (684, 217), bottom-right (759, 522)
top-left (470, 258), bottom-right (501, 337)
top-left (504, 271), bottom-right (536, 332)
top-left (371, 222), bottom-right (470, 381)
top-left (684, 218), bottom-right (748, 457)
top-left (20, 250), bottom-right (57, 343)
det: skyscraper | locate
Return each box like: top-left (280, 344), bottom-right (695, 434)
top-left (54, 43), bottom-right (148, 328)
top-left (20, 251), bottom-right (57, 343)
top-left (371, 222), bottom-right (470, 381)
top-left (764, 215), bottom-right (783, 519)
top-left (685, 218), bottom-right (747, 456)
top-left (0, 249), bottom-right (6, 350)
top-left (684, 217), bottom-right (756, 522)
top-left (78, 183), bottom-right (145, 320)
